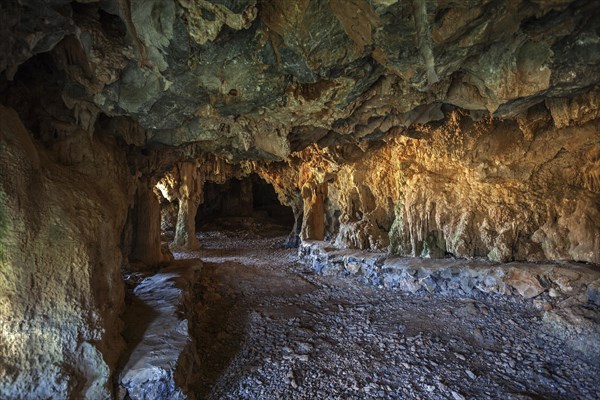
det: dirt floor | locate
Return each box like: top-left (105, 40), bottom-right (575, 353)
top-left (172, 217), bottom-right (600, 400)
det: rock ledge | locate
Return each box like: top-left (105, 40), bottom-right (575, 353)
top-left (300, 241), bottom-right (600, 302)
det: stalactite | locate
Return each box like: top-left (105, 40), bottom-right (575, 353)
top-left (412, 0), bottom-right (438, 87)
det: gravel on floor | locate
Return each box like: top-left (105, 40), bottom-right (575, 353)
top-left (174, 217), bottom-right (600, 400)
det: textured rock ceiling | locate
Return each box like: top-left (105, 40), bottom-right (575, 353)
top-left (1, 0), bottom-right (600, 159)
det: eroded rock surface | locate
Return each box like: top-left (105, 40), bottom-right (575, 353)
top-left (2, 0), bottom-right (599, 158)
top-left (119, 262), bottom-right (201, 400)
top-left (0, 106), bottom-right (132, 399)
top-left (300, 241), bottom-right (600, 301)
top-left (256, 110), bottom-right (600, 264)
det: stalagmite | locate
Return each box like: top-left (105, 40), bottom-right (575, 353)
top-left (301, 183), bottom-right (327, 241)
top-left (174, 162), bottom-right (203, 250)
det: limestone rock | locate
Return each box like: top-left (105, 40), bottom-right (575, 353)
top-left (504, 269), bottom-right (545, 299)
top-left (119, 265), bottom-right (200, 399)
top-left (0, 106), bottom-right (133, 399)
top-left (156, 155), bottom-right (247, 249)
top-left (2, 1), bottom-right (599, 158)
top-left (267, 111), bottom-right (600, 264)
top-left (1, 1), bottom-right (600, 396)
top-left (130, 179), bottom-right (165, 267)
top-left (546, 88), bottom-right (600, 129)
top-left (299, 241), bottom-right (600, 301)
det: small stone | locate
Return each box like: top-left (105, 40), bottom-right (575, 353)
top-left (451, 390), bottom-right (466, 400)
top-left (576, 293), bottom-right (589, 303)
top-left (465, 369), bottom-right (476, 380)
top-left (473, 328), bottom-right (484, 343)
top-left (424, 384), bottom-right (435, 392)
top-left (587, 283), bottom-right (600, 306)
top-left (504, 269), bottom-right (545, 299)
top-left (346, 262), bottom-right (361, 274)
top-left (533, 299), bottom-right (552, 311)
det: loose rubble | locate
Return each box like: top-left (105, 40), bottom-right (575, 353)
top-left (299, 241), bottom-right (600, 301)
top-left (176, 218), bottom-right (600, 399)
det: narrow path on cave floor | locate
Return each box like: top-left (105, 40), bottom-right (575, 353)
top-left (172, 217), bottom-right (599, 400)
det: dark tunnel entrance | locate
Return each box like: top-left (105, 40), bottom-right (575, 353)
top-left (196, 174), bottom-right (295, 231)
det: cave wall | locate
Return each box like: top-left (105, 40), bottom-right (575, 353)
top-left (129, 179), bottom-right (166, 266)
top-left (0, 106), bottom-right (133, 398)
top-left (264, 101), bottom-right (600, 264)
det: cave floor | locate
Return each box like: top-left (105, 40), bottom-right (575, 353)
top-left (172, 218), bottom-right (600, 400)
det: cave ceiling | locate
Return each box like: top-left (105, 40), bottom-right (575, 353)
top-left (1, 0), bottom-right (599, 160)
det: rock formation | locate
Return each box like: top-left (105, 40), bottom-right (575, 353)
top-left (1, 0), bottom-right (599, 398)
top-left (173, 162), bottom-right (205, 250)
top-left (118, 264), bottom-right (200, 399)
top-left (259, 106), bottom-right (600, 264)
top-left (156, 155), bottom-right (246, 248)
top-left (129, 178), bottom-right (167, 266)
top-left (0, 106), bottom-right (132, 398)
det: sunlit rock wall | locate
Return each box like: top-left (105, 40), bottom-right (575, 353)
top-left (267, 104), bottom-right (600, 264)
top-left (0, 106), bottom-right (133, 399)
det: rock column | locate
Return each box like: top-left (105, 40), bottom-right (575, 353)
top-left (301, 182), bottom-right (327, 241)
top-left (286, 204), bottom-right (303, 247)
top-left (130, 179), bottom-right (163, 265)
top-left (174, 162), bottom-right (202, 249)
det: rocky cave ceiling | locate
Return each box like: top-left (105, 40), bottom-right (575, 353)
top-left (2, 0), bottom-right (599, 160)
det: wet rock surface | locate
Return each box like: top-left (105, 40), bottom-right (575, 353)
top-left (118, 261), bottom-right (202, 400)
top-left (180, 218), bottom-right (600, 399)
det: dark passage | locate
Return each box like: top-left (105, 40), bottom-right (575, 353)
top-left (189, 176), bottom-right (298, 397)
top-left (196, 174), bottom-right (294, 229)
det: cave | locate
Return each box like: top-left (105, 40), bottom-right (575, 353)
top-left (1, 1), bottom-right (600, 399)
